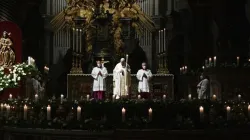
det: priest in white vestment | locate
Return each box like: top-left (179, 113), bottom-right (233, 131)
top-left (91, 60), bottom-right (108, 100)
top-left (113, 58), bottom-right (131, 99)
top-left (136, 62), bottom-right (153, 99)
top-left (197, 73), bottom-right (210, 99)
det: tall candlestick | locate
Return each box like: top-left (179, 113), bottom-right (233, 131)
top-left (28, 56), bottom-right (31, 65)
top-left (122, 107), bottom-right (126, 122)
top-left (163, 28), bottom-right (166, 52)
top-left (226, 106), bottom-right (231, 121)
top-left (80, 29), bottom-right (82, 53)
top-left (76, 29), bottom-right (79, 53)
top-left (9, 94), bottom-right (12, 100)
top-left (24, 105), bottom-right (28, 120)
top-left (188, 94), bottom-right (192, 100)
top-left (47, 105), bottom-right (51, 120)
top-left (148, 108), bottom-right (152, 121)
top-left (77, 106), bottom-right (81, 121)
top-left (60, 94), bottom-right (64, 103)
top-left (73, 28), bottom-right (75, 51)
top-left (199, 106), bottom-right (204, 122)
top-left (209, 58), bottom-right (212, 66)
top-left (237, 56), bottom-right (240, 66)
top-left (213, 56), bottom-right (216, 67)
top-left (35, 94), bottom-right (38, 102)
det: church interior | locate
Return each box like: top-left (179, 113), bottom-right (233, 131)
top-left (0, 0), bottom-right (250, 139)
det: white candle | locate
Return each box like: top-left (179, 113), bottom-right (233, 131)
top-left (77, 106), bottom-right (81, 121)
top-left (161, 30), bottom-right (164, 52)
top-left (226, 106), bottom-right (231, 121)
top-left (24, 105), bottom-right (28, 120)
top-left (158, 30), bottom-right (160, 53)
top-left (0, 103), bottom-right (3, 112)
top-left (6, 105), bottom-right (10, 117)
top-left (35, 94), bottom-right (38, 102)
top-left (238, 94), bottom-right (241, 101)
top-left (80, 29), bottom-right (82, 53)
top-left (237, 56), bottom-right (240, 66)
top-left (122, 107), bottom-right (126, 122)
top-left (60, 94), bottom-right (64, 103)
top-left (28, 56), bottom-right (31, 65)
top-left (248, 105), bottom-right (250, 118)
top-left (209, 58), bottom-right (212, 66)
top-left (47, 105), bottom-right (51, 120)
top-left (112, 95), bottom-right (115, 101)
top-left (202, 66), bottom-right (205, 69)
top-left (199, 106), bottom-right (204, 121)
top-left (148, 108), bottom-right (152, 121)
top-left (73, 28), bottom-right (75, 51)
top-left (163, 28), bottom-right (166, 52)
top-left (213, 56), bottom-right (216, 67)
top-left (9, 94), bottom-right (12, 100)
top-left (86, 95), bottom-right (90, 101)
top-left (212, 94), bottom-right (217, 101)
top-left (188, 94), bottom-right (191, 100)
top-left (13, 73), bottom-right (16, 81)
top-left (184, 66), bottom-right (187, 73)
top-left (163, 94), bottom-right (166, 100)
top-left (138, 95), bottom-right (141, 99)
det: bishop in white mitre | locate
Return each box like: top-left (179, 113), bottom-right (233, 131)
top-left (113, 58), bottom-right (131, 99)
top-left (136, 62), bottom-right (153, 99)
top-left (91, 60), bottom-right (108, 100)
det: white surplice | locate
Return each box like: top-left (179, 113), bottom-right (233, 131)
top-left (91, 67), bottom-right (108, 91)
top-left (136, 69), bottom-right (153, 93)
top-left (113, 63), bottom-right (131, 98)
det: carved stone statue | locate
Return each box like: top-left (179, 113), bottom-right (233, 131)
top-left (0, 31), bottom-right (15, 67)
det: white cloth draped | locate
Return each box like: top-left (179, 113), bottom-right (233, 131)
top-left (136, 69), bottom-right (153, 92)
top-left (197, 79), bottom-right (210, 99)
top-left (113, 63), bottom-right (131, 99)
top-left (91, 67), bottom-right (108, 91)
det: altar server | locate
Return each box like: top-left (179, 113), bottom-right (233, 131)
top-left (113, 57), bottom-right (131, 99)
top-left (197, 73), bottom-right (210, 99)
top-left (136, 62), bottom-right (153, 99)
top-left (91, 60), bottom-right (108, 100)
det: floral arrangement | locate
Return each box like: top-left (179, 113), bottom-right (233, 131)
top-left (51, 0), bottom-right (155, 54)
top-left (1, 98), bottom-right (250, 130)
top-left (0, 63), bottom-right (39, 91)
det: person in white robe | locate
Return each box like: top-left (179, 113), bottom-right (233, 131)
top-left (197, 73), bottom-right (210, 99)
top-left (91, 60), bottom-right (108, 100)
top-left (113, 58), bottom-right (131, 99)
top-left (136, 62), bottom-right (153, 99)
top-left (31, 75), bottom-right (44, 99)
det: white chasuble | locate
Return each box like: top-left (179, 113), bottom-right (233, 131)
top-left (113, 63), bottom-right (131, 98)
top-left (91, 67), bottom-right (108, 91)
top-left (136, 69), bottom-right (153, 93)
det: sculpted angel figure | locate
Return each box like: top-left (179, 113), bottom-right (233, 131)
top-left (0, 31), bottom-right (15, 67)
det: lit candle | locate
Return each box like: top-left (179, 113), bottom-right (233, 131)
top-left (60, 94), bottom-right (64, 103)
top-left (6, 104), bottom-right (10, 117)
top-left (86, 95), bottom-right (90, 101)
top-left (163, 94), bottom-right (166, 100)
top-left (13, 73), bottom-right (16, 81)
top-left (0, 103), bottom-right (3, 112)
top-left (226, 106), bottom-right (231, 121)
top-left (47, 105), bottom-right (51, 120)
top-left (202, 66), bottom-right (205, 69)
top-left (24, 105), bottom-right (28, 120)
top-left (180, 67), bottom-right (182, 74)
top-left (122, 107), bottom-right (126, 122)
top-left (77, 106), bottom-right (81, 121)
top-left (248, 105), bottom-right (250, 118)
top-left (237, 56), bottom-right (240, 66)
top-left (199, 106), bottom-right (204, 121)
top-left (238, 94), bottom-right (241, 101)
top-left (209, 58), bottom-right (212, 66)
top-left (28, 56), bottom-right (31, 65)
top-left (73, 28), bottom-right (75, 51)
top-left (112, 95), bottom-right (115, 101)
top-left (79, 29), bottom-right (82, 53)
top-left (188, 94), bottom-right (192, 100)
top-left (212, 94), bottom-right (217, 101)
top-left (35, 94), bottom-right (38, 102)
top-left (163, 28), bottom-right (166, 52)
top-left (184, 66), bottom-right (187, 73)
top-left (213, 56), bottom-right (216, 67)
top-left (9, 94), bottom-right (12, 100)
top-left (138, 95), bottom-right (141, 99)
top-left (148, 108), bottom-right (152, 121)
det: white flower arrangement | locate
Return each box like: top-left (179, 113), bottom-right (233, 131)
top-left (0, 62), bottom-right (39, 91)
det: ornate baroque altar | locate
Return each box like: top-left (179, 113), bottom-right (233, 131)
top-left (67, 74), bottom-right (174, 100)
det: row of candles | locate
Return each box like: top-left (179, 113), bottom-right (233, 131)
top-left (180, 66), bottom-right (188, 74)
top-left (203, 56), bottom-right (240, 69)
top-left (158, 28), bottom-right (166, 53)
top-left (187, 94), bottom-right (242, 101)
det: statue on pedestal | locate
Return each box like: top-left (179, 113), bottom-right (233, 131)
top-left (0, 31), bottom-right (15, 67)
